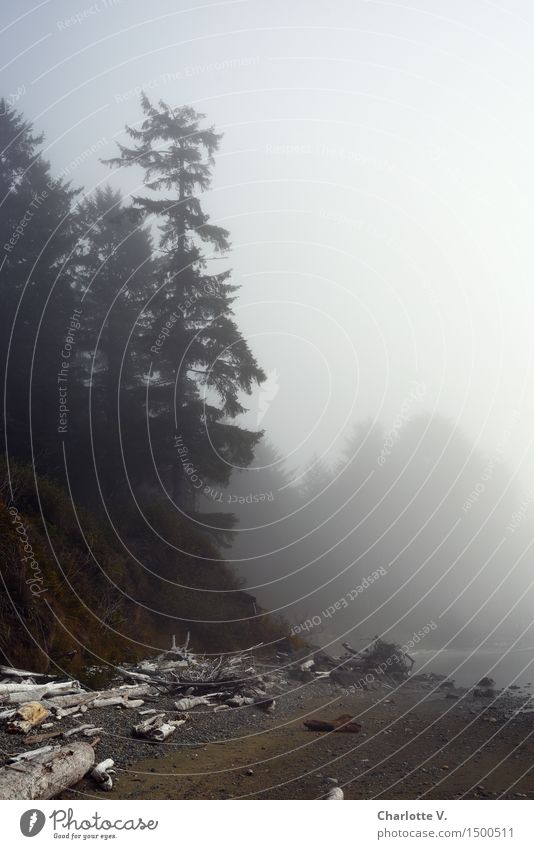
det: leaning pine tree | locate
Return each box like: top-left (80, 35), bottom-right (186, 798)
top-left (105, 94), bottom-right (265, 510)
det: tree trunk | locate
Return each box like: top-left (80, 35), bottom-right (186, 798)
top-left (171, 177), bottom-right (196, 512)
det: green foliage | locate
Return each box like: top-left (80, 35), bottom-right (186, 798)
top-left (0, 457), bottom-right (286, 671)
top-left (0, 99), bottom-right (80, 472)
top-left (0, 96), bottom-right (283, 670)
top-left (105, 94), bottom-right (265, 508)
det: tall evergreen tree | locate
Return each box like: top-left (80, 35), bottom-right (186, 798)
top-left (0, 99), bottom-right (79, 473)
top-left (105, 94), bottom-right (265, 509)
top-left (71, 186), bottom-right (155, 502)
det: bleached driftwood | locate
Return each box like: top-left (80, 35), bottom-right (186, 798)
top-left (90, 758), bottom-right (114, 791)
top-left (62, 725), bottom-right (96, 738)
top-left (8, 746), bottom-right (56, 763)
top-left (152, 721), bottom-right (185, 741)
top-left (132, 712), bottom-right (165, 732)
top-left (0, 708), bottom-right (17, 720)
top-left (171, 632), bottom-right (190, 654)
top-left (55, 705), bottom-right (88, 719)
top-left (89, 696), bottom-right (127, 708)
top-left (114, 684), bottom-right (152, 697)
top-left (325, 787), bottom-right (344, 800)
top-left (158, 660), bottom-right (188, 672)
top-left (0, 639), bottom-right (284, 743)
top-left (115, 668), bottom-right (173, 687)
top-left (132, 713), bottom-right (187, 741)
top-left (0, 680), bottom-right (79, 696)
top-left (0, 683), bottom-right (41, 696)
top-left (0, 742), bottom-right (95, 800)
top-left (46, 684), bottom-right (150, 713)
top-left (1, 681), bottom-right (81, 704)
top-left (138, 661), bottom-right (157, 673)
top-left (174, 696), bottom-right (213, 711)
top-left (0, 665), bottom-right (60, 681)
top-left (4, 690), bottom-right (56, 706)
top-left (170, 632), bottom-right (191, 659)
top-left (6, 702), bottom-right (50, 734)
top-left (59, 726), bottom-right (103, 739)
top-left (44, 692), bottom-right (96, 709)
top-left (52, 684), bottom-right (149, 705)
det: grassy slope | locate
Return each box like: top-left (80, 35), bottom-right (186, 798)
top-left (0, 457), bottom-right (285, 677)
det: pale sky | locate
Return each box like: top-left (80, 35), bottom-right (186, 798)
top-left (3, 0), bottom-right (534, 485)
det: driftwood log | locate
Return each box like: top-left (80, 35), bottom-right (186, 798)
top-left (55, 705), bottom-right (88, 719)
top-left (132, 713), bottom-right (187, 741)
top-left (6, 702), bottom-right (50, 734)
top-left (304, 714), bottom-right (362, 733)
top-left (90, 758), bottom-right (115, 791)
top-left (0, 665), bottom-right (60, 681)
top-left (8, 746), bottom-right (56, 763)
top-left (115, 668), bottom-right (174, 687)
top-left (0, 682), bottom-right (81, 704)
top-left (43, 692), bottom-right (96, 710)
top-left (44, 684), bottom-right (151, 713)
top-left (23, 730), bottom-right (64, 746)
top-left (0, 742), bottom-right (95, 799)
top-left (174, 696), bottom-right (214, 711)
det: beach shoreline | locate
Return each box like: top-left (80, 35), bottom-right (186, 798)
top-left (42, 677), bottom-right (534, 800)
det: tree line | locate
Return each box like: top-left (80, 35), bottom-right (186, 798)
top-left (0, 93), bottom-right (265, 516)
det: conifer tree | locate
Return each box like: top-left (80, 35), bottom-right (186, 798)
top-left (0, 99), bottom-right (79, 472)
top-left (72, 186), bottom-right (154, 500)
top-left (105, 94), bottom-right (265, 509)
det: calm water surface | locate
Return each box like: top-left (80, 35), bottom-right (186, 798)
top-left (413, 646), bottom-right (534, 689)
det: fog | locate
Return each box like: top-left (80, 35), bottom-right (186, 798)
top-left (219, 417), bottom-right (534, 656)
top-left (5, 0), bottom-right (534, 665)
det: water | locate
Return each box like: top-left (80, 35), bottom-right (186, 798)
top-left (76, 665), bottom-right (119, 690)
top-left (412, 646), bottom-right (534, 689)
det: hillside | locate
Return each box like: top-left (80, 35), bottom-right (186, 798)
top-left (0, 457), bottom-right (285, 681)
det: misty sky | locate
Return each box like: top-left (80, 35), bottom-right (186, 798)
top-left (3, 0), bottom-right (534, 487)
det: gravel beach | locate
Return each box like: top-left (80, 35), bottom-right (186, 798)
top-left (3, 674), bottom-right (532, 800)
